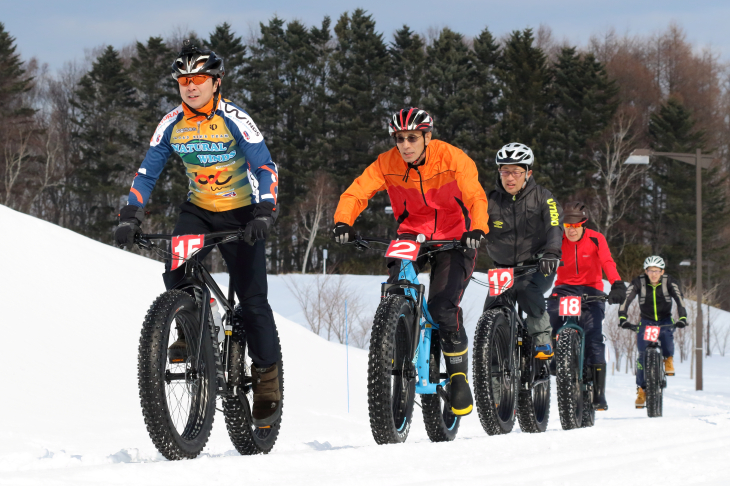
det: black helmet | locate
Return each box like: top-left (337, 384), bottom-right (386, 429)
top-left (171, 39), bottom-right (225, 80)
top-left (388, 108), bottom-right (433, 136)
top-left (564, 201), bottom-right (588, 224)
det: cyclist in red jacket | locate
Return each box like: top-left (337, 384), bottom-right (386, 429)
top-left (546, 202), bottom-right (626, 411)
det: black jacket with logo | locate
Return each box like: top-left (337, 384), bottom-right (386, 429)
top-left (484, 176), bottom-right (564, 266)
top-left (619, 274), bottom-right (688, 322)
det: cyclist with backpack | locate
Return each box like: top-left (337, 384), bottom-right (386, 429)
top-left (546, 202), bottom-right (626, 411)
top-left (483, 143), bottom-right (563, 359)
top-left (333, 108), bottom-right (489, 416)
top-left (618, 256), bottom-right (688, 408)
top-left (113, 40), bottom-right (282, 426)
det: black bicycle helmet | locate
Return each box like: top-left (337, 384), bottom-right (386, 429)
top-left (171, 39), bottom-right (225, 80)
top-left (564, 201), bottom-right (588, 224)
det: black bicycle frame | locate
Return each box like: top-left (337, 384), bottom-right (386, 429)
top-left (137, 231), bottom-right (244, 397)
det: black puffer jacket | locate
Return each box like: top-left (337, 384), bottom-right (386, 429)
top-left (485, 176), bottom-right (564, 266)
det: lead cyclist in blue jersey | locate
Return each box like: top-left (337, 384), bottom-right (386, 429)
top-left (114, 40), bottom-right (282, 426)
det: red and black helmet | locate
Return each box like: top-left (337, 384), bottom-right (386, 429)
top-left (564, 201), bottom-right (589, 224)
top-left (388, 108), bottom-right (433, 136)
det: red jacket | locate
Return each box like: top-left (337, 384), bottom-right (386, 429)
top-left (555, 228), bottom-right (621, 291)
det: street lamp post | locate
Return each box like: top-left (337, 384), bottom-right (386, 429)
top-left (625, 148), bottom-right (714, 391)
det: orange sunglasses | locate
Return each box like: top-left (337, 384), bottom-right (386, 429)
top-left (563, 222), bottom-right (585, 228)
top-left (177, 74), bottom-right (212, 86)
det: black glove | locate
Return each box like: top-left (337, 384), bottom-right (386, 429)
top-left (608, 280), bottom-right (627, 305)
top-left (460, 229), bottom-right (485, 249)
top-left (620, 320), bottom-right (638, 331)
top-left (333, 222), bottom-right (353, 244)
top-left (676, 318), bottom-right (688, 329)
top-left (243, 202), bottom-right (276, 245)
top-left (114, 205), bottom-right (144, 249)
top-left (539, 252), bottom-right (560, 276)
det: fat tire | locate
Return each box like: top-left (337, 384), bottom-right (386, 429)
top-left (138, 290), bottom-right (216, 460)
top-left (223, 324), bottom-right (284, 455)
top-left (556, 328), bottom-right (583, 430)
top-left (580, 370), bottom-right (596, 428)
top-left (367, 295), bottom-right (417, 444)
top-left (422, 330), bottom-right (460, 442)
top-left (645, 349), bottom-right (663, 418)
top-left (473, 309), bottom-right (517, 435)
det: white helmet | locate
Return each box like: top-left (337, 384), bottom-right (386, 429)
top-left (643, 256), bottom-right (665, 270)
top-left (496, 143), bottom-right (534, 166)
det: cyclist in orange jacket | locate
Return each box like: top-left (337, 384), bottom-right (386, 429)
top-left (333, 108), bottom-right (489, 416)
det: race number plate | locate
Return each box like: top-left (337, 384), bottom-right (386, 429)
top-left (559, 296), bottom-right (582, 317)
top-left (170, 235), bottom-right (205, 271)
top-left (384, 240), bottom-right (421, 261)
top-left (644, 325), bottom-right (660, 342)
top-left (488, 268), bottom-right (514, 296)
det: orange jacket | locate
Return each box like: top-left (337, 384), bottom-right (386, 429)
top-left (334, 139), bottom-right (489, 240)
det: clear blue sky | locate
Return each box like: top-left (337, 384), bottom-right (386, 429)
top-left (6, 0), bottom-right (730, 70)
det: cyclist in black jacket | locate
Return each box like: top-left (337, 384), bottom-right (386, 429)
top-left (484, 143), bottom-right (564, 358)
top-left (618, 255), bottom-right (688, 408)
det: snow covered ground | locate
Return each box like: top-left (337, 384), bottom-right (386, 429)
top-left (2, 204), bottom-right (729, 485)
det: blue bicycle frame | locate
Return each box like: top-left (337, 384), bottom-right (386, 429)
top-left (383, 258), bottom-right (449, 396)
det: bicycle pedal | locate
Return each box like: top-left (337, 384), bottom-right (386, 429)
top-left (635, 404), bottom-right (646, 409)
top-left (665, 372), bottom-right (675, 376)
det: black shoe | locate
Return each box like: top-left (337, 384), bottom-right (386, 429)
top-left (592, 364), bottom-right (608, 411)
top-left (441, 329), bottom-right (473, 416)
top-left (168, 326), bottom-right (187, 364)
top-left (251, 363), bottom-right (282, 427)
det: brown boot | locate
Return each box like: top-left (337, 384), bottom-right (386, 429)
top-left (664, 356), bottom-right (675, 376)
top-left (635, 387), bottom-right (646, 409)
top-left (251, 364), bottom-right (282, 427)
top-left (168, 326), bottom-right (187, 364)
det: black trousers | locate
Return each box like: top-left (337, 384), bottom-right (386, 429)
top-left (547, 285), bottom-right (607, 366)
top-left (387, 246), bottom-right (477, 333)
top-left (483, 266), bottom-right (555, 319)
top-left (163, 202), bottom-right (280, 367)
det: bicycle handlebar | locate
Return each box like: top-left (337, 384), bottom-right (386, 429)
top-left (135, 230), bottom-right (245, 250)
top-left (547, 294), bottom-right (608, 302)
top-left (345, 235), bottom-right (463, 250)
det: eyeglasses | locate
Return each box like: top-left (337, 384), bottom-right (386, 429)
top-left (394, 135), bottom-right (422, 144)
top-left (498, 169), bottom-right (526, 178)
top-left (563, 222), bottom-right (585, 228)
top-left (177, 74), bottom-right (212, 86)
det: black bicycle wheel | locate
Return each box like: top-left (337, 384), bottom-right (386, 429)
top-left (367, 295), bottom-right (417, 444)
top-left (516, 333), bottom-right (551, 434)
top-left (556, 328), bottom-right (583, 430)
top-left (422, 330), bottom-right (460, 442)
top-left (473, 309), bottom-right (517, 435)
top-left (138, 290), bottom-right (216, 460)
top-left (223, 323), bottom-right (283, 455)
top-left (645, 348), bottom-right (663, 418)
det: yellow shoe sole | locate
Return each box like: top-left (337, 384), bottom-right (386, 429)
top-left (452, 404), bottom-right (473, 416)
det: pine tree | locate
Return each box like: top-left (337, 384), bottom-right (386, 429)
top-left (471, 27), bottom-right (501, 177)
top-left (647, 97), bottom-right (728, 279)
top-left (542, 47), bottom-right (618, 202)
top-left (388, 25), bottom-right (425, 109)
top-left (422, 28), bottom-right (477, 149)
top-left (0, 22), bottom-right (32, 115)
top-left (71, 46), bottom-right (138, 240)
top-left (328, 9), bottom-right (390, 183)
top-left (496, 29), bottom-right (553, 185)
top-left (130, 37), bottom-right (186, 232)
top-left (206, 23), bottom-right (246, 97)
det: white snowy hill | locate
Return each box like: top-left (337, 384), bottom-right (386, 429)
top-left (1, 204), bottom-right (729, 485)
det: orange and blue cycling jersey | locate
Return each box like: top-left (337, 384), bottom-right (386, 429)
top-left (126, 97), bottom-right (278, 212)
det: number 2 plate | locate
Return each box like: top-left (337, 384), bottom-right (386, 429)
top-left (644, 326), bottom-right (660, 342)
top-left (559, 296), bottom-right (582, 317)
top-left (170, 234), bottom-right (205, 271)
top-left (385, 240), bottom-right (421, 261)
top-left (488, 268), bottom-right (514, 296)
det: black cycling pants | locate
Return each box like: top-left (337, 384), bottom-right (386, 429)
top-left (387, 245), bottom-right (477, 333)
top-left (483, 266), bottom-right (555, 319)
top-left (547, 285), bottom-right (607, 366)
top-left (163, 202), bottom-right (280, 367)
